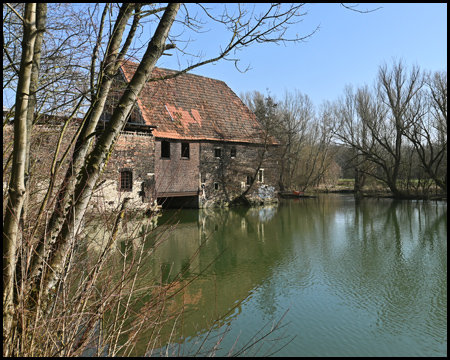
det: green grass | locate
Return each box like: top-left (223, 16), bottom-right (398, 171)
top-left (336, 179), bottom-right (354, 186)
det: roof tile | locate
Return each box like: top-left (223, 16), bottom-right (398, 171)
top-left (120, 62), bottom-right (277, 144)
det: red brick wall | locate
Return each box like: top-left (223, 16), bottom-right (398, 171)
top-left (154, 139), bottom-right (200, 196)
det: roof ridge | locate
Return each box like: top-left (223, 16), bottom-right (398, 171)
top-left (120, 60), bottom-right (227, 85)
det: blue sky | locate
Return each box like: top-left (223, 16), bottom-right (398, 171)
top-left (3, 4), bottom-right (446, 110)
top-left (157, 3), bottom-right (447, 107)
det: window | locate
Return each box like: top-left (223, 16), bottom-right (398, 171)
top-left (215, 148), bottom-right (221, 158)
top-left (258, 169), bottom-right (264, 183)
top-left (246, 175), bottom-right (253, 186)
top-left (120, 169), bottom-right (133, 191)
top-left (161, 140), bottom-right (170, 158)
top-left (181, 142), bottom-right (190, 159)
top-left (230, 147), bottom-right (236, 158)
top-left (214, 182), bottom-right (219, 191)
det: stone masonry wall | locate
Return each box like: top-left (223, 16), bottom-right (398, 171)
top-left (96, 131), bottom-right (155, 210)
top-left (3, 124), bottom-right (156, 214)
top-left (3, 124), bottom-right (79, 216)
top-left (199, 141), bottom-right (280, 207)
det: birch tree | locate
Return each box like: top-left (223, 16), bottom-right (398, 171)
top-left (3, 4), bottom-right (39, 351)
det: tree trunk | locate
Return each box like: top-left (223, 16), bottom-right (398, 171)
top-left (22, 3), bottom-right (47, 225)
top-left (353, 166), bottom-right (366, 197)
top-left (3, 4), bottom-right (37, 354)
top-left (40, 2), bottom-right (181, 300)
top-left (28, 3), bottom-right (136, 284)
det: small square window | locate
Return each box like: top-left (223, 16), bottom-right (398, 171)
top-left (181, 142), bottom-right (190, 159)
top-left (230, 147), bottom-right (236, 158)
top-left (215, 148), bottom-right (221, 158)
top-left (161, 140), bottom-right (170, 158)
top-left (214, 182), bottom-right (219, 191)
top-left (120, 169), bottom-right (133, 191)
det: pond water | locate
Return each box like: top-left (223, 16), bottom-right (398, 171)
top-left (128, 195), bottom-right (447, 357)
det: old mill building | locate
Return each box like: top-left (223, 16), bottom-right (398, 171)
top-left (3, 62), bottom-right (280, 210)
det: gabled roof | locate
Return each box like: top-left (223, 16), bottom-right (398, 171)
top-left (120, 61), bottom-right (276, 144)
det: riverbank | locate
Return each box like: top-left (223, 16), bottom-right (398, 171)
top-left (313, 188), bottom-right (446, 201)
top-left (301, 179), bottom-right (447, 201)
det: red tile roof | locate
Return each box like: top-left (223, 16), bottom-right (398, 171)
top-left (120, 61), bottom-right (277, 144)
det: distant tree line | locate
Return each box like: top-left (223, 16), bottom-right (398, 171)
top-left (241, 59), bottom-right (447, 198)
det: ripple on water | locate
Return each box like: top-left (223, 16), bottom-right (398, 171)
top-left (150, 197), bottom-right (447, 357)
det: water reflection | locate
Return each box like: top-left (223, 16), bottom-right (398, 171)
top-left (321, 199), bottom-right (447, 351)
top-left (107, 195), bottom-right (446, 356)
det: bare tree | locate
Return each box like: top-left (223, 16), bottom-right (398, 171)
top-left (3, 5), bottom-right (39, 349)
top-left (404, 70), bottom-right (447, 193)
top-left (294, 100), bottom-right (338, 191)
top-left (334, 60), bottom-right (434, 198)
top-left (241, 89), bottom-right (315, 191)
top-left (242, 89), bottom-right (340, 193)
top-left (275, 90), bottom-right (314, 190)
top-left (334, 85), bottom-right (372, 195)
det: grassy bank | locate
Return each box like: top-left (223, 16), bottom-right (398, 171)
top-left (312, 179), bottom-right (446, 200)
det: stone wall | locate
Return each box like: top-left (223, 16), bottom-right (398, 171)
top-left (3, 123), bottom-right (156, 214)
top-left (4, 122), bottom-right (279, 212)
top-left (151, 139), bottom-right (280, 208)
top-left (3, 124), bottom-right (79, 215)
top-left (199, 141), bottom-right (280, 207)
top-left (97, 131), bottom-right (156, 210)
